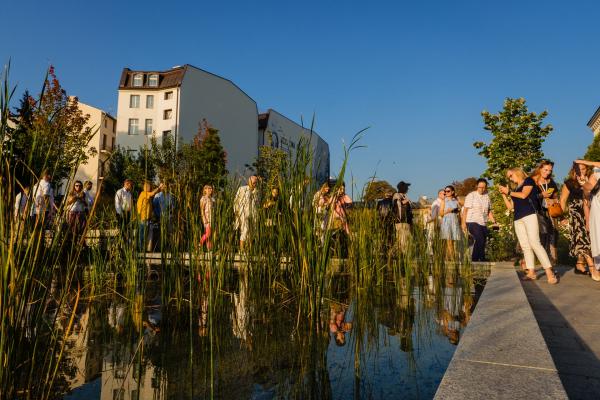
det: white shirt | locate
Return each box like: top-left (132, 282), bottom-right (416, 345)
top-left (115, 187), bottom-right (132, 215)
top-left (31, 179), bottom-right (54, 216)
top-left (83, 189), bottom-right (95, 210)
top-left (14, 191), bottom-right (29, 219)
top-left (429, 198), bottom-right (443, 222)
top-left (464, 191), bottom-right (491, 226)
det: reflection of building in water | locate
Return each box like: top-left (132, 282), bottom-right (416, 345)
top-left (101, 356), bottom-right (165, 400)
top-left (67, 306), bottom-right (103, 391)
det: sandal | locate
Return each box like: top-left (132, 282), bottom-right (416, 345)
top-left (574, 262), bottom-right (590, 275)
top-left (522, 273), bottom-right (537, 281)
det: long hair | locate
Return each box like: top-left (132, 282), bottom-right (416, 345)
top-left (566, 162), bottom-right (592, 186)
top-left (531, 160), bottom-right (554, 181)
top-left (444, 185), bottom-right (457, 200)
top-left (70, 180), bottom-right (83, 196)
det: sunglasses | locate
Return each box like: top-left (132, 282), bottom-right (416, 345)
top-left (444, 190), bottom-right (452, 193)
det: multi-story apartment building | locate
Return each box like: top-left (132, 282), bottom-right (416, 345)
top-left (258, 109), bottom-right (330, 183)
top-left (115, 65), bottom-right (259, 177)
top-left (588, 106), bottom-right (600, 136)
top-left (74, 100), bottom-right (117, 190)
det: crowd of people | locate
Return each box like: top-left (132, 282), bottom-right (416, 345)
top-left (12, 159), bottom-right (600, 284)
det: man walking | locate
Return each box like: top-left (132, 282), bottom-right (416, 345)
top-left (31, 170), bottom-right (55, 229)
top-left (462, 178), bottom-right (496, 262)
top-left (115, 179), bottom-right (134, 242)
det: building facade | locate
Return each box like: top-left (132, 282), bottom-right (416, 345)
top-left (115, 65), bottom-right (259, 177)
top-left (588, 106), bottom-right (600, 136)
top-left (73, 100), bottom-right (116, 191)
top-left (258, 109), bottom-right (330, 183)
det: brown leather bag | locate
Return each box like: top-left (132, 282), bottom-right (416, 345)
top-left (548, 202), bottom-right (563, 218)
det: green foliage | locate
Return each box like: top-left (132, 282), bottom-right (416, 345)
top-left (583, 133), bottom-right (600, 161)
top-left (474, 97), bottom-right (553, 260)
top-left (103, 146), bottom-right (156, 196)
top-left (6, 66), bottom-right (96, 186)
top-left (254, 133), bottom-right (290, 188)
top-left (363, 180), bottom-right (394, 202)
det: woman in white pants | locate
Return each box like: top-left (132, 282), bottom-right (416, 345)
top-left (498, 167), bottom-right (558, 284)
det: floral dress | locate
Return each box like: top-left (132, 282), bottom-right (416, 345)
top-left (565, 180), bottom-right (591, 258)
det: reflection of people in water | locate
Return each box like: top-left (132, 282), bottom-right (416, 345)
top-left (198, 296), bottom-right (208, 337)
top-left (232, 272), bottom-right (251, 346)
top-left (436, 276), bottom-right (472, 345)
top-left (329, 303), bottom-right (353, 346)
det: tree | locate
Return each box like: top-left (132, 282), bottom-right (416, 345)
top-left (583, 133), bottom-right (600, 161)
top-left (451, 177), bottom-right (478, 197)
top-left (474, 97), bottom-right (553, 182)
top-left (473, 97), bottom-right (553, 260)
top-left (9, 66), bottom-right (96, 185)
top-left (179, 119), bottom-right (228, 193)
top-left (102, 146), bottom-right (156, 198)
top-left (363, 180), bottom-right (394, 203)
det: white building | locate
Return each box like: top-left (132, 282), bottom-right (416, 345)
top-left (115, 65), bottom-right (258, 177)
top-left (258, 109), bottom-right (330, 183)
top-left (115, 64), bottom-right (330, 181)
top-left (73, 100), bottom-right (116, 191)
top-left (588, 106), bottom-right (600, 136)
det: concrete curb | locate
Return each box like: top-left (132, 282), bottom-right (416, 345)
top-left (434, 262), bottom-right (568, 400)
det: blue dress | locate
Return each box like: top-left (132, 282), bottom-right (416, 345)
top-left (441, 199), bottom-right (462, 240)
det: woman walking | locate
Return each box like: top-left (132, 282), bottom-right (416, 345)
top-left (531, 160), bottom-right (559, 263)
top-left (199, 184), bottom-right (215, 250)
top-left (559, 163), bottom-right (600, 280)
top-left (66, 181), bottom-right (88, 246)
top-left (574, 159), bottom-right (600, 281)
top-left (439, 185), bottom-right (462, 260)
top-left (498, 168), bottom-right (558, 284)
top-left (313, 181), bottom-right (331, 242)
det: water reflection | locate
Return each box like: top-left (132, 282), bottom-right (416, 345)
top-left (54, 266), bottom-right (486, 400)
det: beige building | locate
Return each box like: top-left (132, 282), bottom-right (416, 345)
top-left (74, 100), bottom-right (117, 191)
top-left (588, 106), bottom-right (600, 136)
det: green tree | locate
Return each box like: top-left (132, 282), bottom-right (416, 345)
top-left (254, 132), bottom-right (289, 188)
top-left (8, 66), bottom-right (96, 185)
top-left (583, 133), bottom-right (600, 161)
top-left (363, 180), bottom-right (394, 203)
top-left (102, 146), bottom-right (156, 198)
top-left (474, 97), bottom-right (553, 182)
top-left (473, 97), bottom-right (553, 260)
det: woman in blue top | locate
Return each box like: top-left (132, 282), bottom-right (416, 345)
top-left (440, 185), bottom-right (463, 260)
top-left (498, 167), bottom-right (558, 284)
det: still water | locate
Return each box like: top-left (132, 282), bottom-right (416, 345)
top-left (52, 268), bottom-right (486, 400)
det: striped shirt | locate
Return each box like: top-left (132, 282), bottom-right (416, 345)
top-left (464, 191), bottom-right (491, 225)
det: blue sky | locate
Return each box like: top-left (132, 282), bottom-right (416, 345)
top-left (3, 0), bottom-right (600, 199)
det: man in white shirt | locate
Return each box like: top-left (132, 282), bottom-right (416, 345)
top-left (14, 185), bottom-right (31, 223)
top-left (426, 189), bottom-right (444, 255)
top-left (31, 170), bottom-right (55, 227)
top-left (462, 178), bottom-right (496, 261)
top-left (115, 179), bottom-right (134, 227)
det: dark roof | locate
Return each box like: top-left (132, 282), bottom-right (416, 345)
top-left (588, 105), bottom-right (600, 128)
top-left (258, 112), bottom-right (269, 130)
top-left (118, 66), bottom-right (187, 90)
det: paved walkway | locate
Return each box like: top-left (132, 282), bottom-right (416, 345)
top-left (521, 265), bottom-right (600, 400)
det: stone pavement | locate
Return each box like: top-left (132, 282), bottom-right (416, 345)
top-left (521, 265), bottom-right (600, 400)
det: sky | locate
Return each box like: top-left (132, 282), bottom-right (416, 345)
top-left (3, 0), bottom-right (600, 199)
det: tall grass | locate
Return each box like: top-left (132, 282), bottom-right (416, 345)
top-left (0, 66), bottom-right (481, 399)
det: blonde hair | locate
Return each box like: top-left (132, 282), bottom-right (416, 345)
top-left (507, 167), bottom-right (527, 187)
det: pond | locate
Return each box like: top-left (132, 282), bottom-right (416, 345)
top-left (47, 265), bottom-right (489, 400)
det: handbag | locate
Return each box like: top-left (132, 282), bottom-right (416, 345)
top-left (527, 196), bottom-right (550, 236)
top-left (547, 202), bottom-right (563, 218)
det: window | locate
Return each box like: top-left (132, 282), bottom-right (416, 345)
top-left (162, 130), bottom-right (171, 141)
top-left (129, 95), bottom-right (140, 108)
top-left (148, 74), bottom-right (158, 87)
top-left (102, 134), bottom-right (107, 149)
top-left (104, 118), bottom-right (107, 128)
top-left (111, 137), bottom-right (115, 150)
top-left (132, 74), bottom-right (143, 87)
top-left (163, 109), bottom-right (172, 120)
top-left (146, 95), bottom-right (154, 109)
top-left (145, 119), bottom-right (153, 135)
top-left (164, 91), bottom-right (173, 100)
top-left (128, 118), bottom-right (139, 135)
